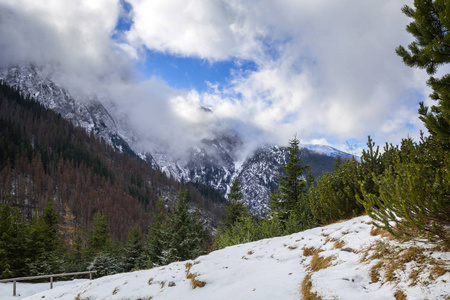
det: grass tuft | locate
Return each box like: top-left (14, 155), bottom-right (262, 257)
top-left (303, 246), bottom-right (317, 257)
top-left (185, 260), bottom-right (206, 289)
top-left (301, 273), bottom-right (323, 300)
top-left (333, 240), bottom-right (346, 249)
top-left (309, 252), bottom-right (334, 272)
top-left (394, 290), bottom-right (407, 300)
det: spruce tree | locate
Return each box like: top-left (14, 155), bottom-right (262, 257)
top-left (146, 200), bottom-right (168, 267)
top-left (271, 136), bottom-right (309, 222)
top-left (222, 178), bottom-right (250, 229)
top-left (168, 191), bottom-right (205, 262)
top-left (121, 224), bottom-right (145, 272)
top-left (87, 212), bottom-right (112, 255)
top-left (396, 0), bottom-right (450, 146)
top-left (147, 192), bottom-right (207, 266)
top-left (0, 200), bottom-right (29, 278)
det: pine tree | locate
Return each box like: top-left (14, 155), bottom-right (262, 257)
top-left (29, 199), bottom-right (59, 258)
top-left (167, 191), bottom-right (205, 262)
top-left (360, 137), bottom-right (450, 247)
top-left (87, 212), bottom-right (112, 255)
top-left (270, 136), bottom-right (309, 223)
top-left (0, 199), bottom-right (29, 278)
top-left (146, 200), bottom-right (168, 267)
top-left (27, 199), bottom-right (62, 275)
top-left (360, 136), bottom-right (383, 195)
top-left (309, 158), bottom-right (364, 225)
top-left (222, 178), bottom-right (250, 229)
top-left (147, 192), bottom-right (207, 266)
top-left (396, 0), bottom-right (450, 146)
top-left (121, 224), bottom-right (145, 272)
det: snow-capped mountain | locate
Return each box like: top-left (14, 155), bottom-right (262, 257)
top-left (0, 65), bottom-right (138, 157)
top-left (0, 65), bottom-right (352, 216)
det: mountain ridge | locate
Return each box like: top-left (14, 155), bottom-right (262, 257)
top-left (0, 64), bottom-right (354, 216)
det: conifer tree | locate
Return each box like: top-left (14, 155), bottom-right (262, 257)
top-left (271, 136), bottom-right (309, 222)
top-left (167, 190), bottom-right (205, 262)
top-left (146, 200), bottom-right (168, 267)
top-left (0, 200), bottom-right (29, 278)
top-left (87, 212), bottom-right (112, 255)
top-left (147, 192), bottom-right (207, 266)
top-left (29, 199), bottom-right (59, 260)
top-left (121, 223), bottom-right (145, 272)
top-left (396, 0), bottom-right (450, 146)
top-left (360, 137), bottom-right (450, 247)
top-left (222, 178), bottom-right (250, 229)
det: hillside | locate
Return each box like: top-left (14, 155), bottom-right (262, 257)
top-left (0, 65), bottom-right (348, 217)
top-left (0, 81), bottom-right (225, 243)
top-left (18, 216), bottom-right (450, 300)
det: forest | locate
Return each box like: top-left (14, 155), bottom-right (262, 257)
top-left (0, 82), bottom-right (224, 278)
top-left (0, 0), bottom-right (448, 282)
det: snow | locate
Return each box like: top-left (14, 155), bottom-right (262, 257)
top-left (0, 279), bottom-right (89, 300)
top-left (2, 216), bottom-right (447, 300)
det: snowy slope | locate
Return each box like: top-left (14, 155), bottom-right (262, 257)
top-left (16, 216), bottom-right (449, 300)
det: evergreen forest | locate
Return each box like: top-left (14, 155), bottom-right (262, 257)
top-left (0, 0), bottom-right (448, 282)
top-left (0, 82), bottom-right (223, 278)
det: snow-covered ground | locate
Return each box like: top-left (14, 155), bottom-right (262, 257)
top-left (2, 216), bottom-right (449, 300)
top-left (0, 279), bottom-right (89, 300)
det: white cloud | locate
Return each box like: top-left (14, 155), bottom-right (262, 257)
top-left (0, 0), bottom-right (432, 153)
top-left (133, 0), bottom-right (426, 148)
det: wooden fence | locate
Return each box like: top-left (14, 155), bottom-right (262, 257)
top-left (0, 271), bottom-right (97, 296)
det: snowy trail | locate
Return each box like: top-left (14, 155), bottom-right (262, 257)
top-left (3, 216), bottom-right (448, 300)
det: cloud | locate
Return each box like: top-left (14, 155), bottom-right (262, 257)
top-left (0, 0), bottom-right (431, 155)
top-left (125, 0), bottom-right (429, 148)
top-left (0, 0), bottom-right (133, 95)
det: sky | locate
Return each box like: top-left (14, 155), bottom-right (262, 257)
top-left (0, 0), bottom-right (439, 155)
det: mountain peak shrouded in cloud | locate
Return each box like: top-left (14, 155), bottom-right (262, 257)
top-left (0, 0), bottom-right (430, 154)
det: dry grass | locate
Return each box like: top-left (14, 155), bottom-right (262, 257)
top-left (324, 236), bottom-right (336, 245)
top-left (333, 240), bottom-right (346, 249)
top-left (247, 250), bottom-right (254, 255)
top-left (185, 261), bottom-right (206, 289)
top-left (288, 245), bottom-right (298, 250)
top-left (369, 261), bottom-right (384, 283)
top-left (303, 246), bottom-right (318, 257)
top-left (148, 278), bottom-right (153, 285)
top-left (309, 252), bottom-right (335, 272)
top-left (112, 287), bottom-right (119, 295)
top-left (191, 277), bottom-right (207, 289)
top-left (362, 240), bottom-right (448, 286)
top-left (394, 290), bottom-right (407, 300)
top-left (300, 273), bottom-right (323, 300)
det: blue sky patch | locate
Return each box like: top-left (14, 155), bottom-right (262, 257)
top-left (136, 50), bottom-right (258, 92)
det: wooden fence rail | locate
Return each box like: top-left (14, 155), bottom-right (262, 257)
top-left (0, 270), bottom-right (97, 296)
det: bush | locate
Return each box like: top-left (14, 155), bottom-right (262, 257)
top-left (309, 159), bottom-right (364, 224)
top-left (359, 138), bottom-right (450, 247)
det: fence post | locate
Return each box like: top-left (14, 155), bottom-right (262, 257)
top-left (13, 280), bottom-right (16, 296)
top-left (50, 276), bottom-right (53, 289)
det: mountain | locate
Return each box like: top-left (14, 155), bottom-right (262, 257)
top-left (0, 81), bottom-right (227, 242)
top-left (0, 65), bottom-right (353, 216)
top-left (16, 215), bottom-right (450, 300)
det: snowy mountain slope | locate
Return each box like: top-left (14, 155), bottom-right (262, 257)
top-left (0, 65), bottom-right (136, 156)
top-left (0, 65), bottom-right (352, 216)
top-left (19, 215), bottom-right (450, 300)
